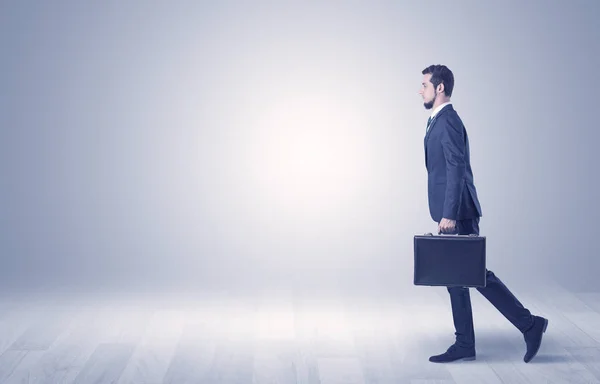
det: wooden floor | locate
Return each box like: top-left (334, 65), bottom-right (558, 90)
top-left (0, 278), bottom-right (599, 384)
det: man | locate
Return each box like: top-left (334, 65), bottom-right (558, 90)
top-left (419, 64), bottom-right (548, 363)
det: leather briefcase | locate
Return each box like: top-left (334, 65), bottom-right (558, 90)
top-left (413, 233), bottom-right (486, 287)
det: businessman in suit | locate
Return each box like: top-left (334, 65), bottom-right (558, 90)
top-left (419, 64), bottom-right (548, 363)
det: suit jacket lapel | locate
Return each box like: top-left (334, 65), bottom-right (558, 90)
top-left (424, 115), bottom-right (437, 146)
top-left (424, 104), bottom-right (453, 167)
top-left (424, 104), bottom-right (453, 145)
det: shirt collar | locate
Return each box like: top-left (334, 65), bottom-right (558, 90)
top-left (430, 101), bottom-right (452, 120)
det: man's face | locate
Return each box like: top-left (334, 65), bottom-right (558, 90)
top-left (419, 74), bottom-right (437, 110)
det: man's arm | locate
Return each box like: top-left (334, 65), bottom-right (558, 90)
top-left (440, 115), bottom-right (466, 221)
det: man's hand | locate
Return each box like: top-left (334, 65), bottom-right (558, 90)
top-left (438, 218), bottom-right (457, 234)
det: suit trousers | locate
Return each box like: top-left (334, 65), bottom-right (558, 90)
top-left (446, 217), bottom-right (535, 349)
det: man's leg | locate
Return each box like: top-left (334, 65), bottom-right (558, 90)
top-left (446, 218), bottom-right (479, 348)
top-left (476, 270), bottom-right (534, 332)
top-left (446, 285), bottom-right (475, 348)
top-left (429, 218), bottom-right (478, 362)
top-left (464, 218), bottom-right (534, 332)
top-left (466, 217), bottom-right (548, 363)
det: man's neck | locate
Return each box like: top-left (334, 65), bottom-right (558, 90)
top-left (433, 97), bottom-right (451, 110)
top-left (430, 99), bottom-right (451, 119)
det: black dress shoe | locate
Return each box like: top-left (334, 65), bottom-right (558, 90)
top-left (429, 344), bottom-right (476, 363)
top-left (523, 315), bottom-right (548, 363)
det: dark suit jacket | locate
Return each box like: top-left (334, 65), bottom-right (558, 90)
top-left (424, 104), bottom-right (482, 223)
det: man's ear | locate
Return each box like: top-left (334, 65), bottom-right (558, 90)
top-left (437, 83), bottom-right (445, 94)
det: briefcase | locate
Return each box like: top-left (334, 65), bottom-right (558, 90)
top-left (413, 233), bottom-right (486, 287)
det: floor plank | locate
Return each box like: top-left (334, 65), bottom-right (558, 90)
top-left (72, 343), bottom-right (136, 384)
top-left (564, 347), bottom-right (600, 381)
top-left (117, 309), bottom-right (185, 384)
top-left (0, 279), bottom-right (597, 383)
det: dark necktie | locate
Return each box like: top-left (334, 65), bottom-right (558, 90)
top-left (426, 116), bottom-right (432, 133)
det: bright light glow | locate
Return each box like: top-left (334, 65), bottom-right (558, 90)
top-left (247, 92), bottom-right (372, 221)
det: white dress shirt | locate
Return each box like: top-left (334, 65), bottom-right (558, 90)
top-left (430, 101), bottom-right (452, 120)
top-left (426, 101), bottom-right (452, 133)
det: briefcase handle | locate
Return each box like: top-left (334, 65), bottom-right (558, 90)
top-left (424, 232), bottom-right (479, 237)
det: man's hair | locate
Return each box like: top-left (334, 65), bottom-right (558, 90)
top-left (422, 64), bottom-right (454, 97)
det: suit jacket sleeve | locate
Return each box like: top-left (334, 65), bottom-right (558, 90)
top-left (440, 114), bottom-right (466, 220)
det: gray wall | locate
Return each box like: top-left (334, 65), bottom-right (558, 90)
top-left (1, 1), bottom-right (598, 292)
